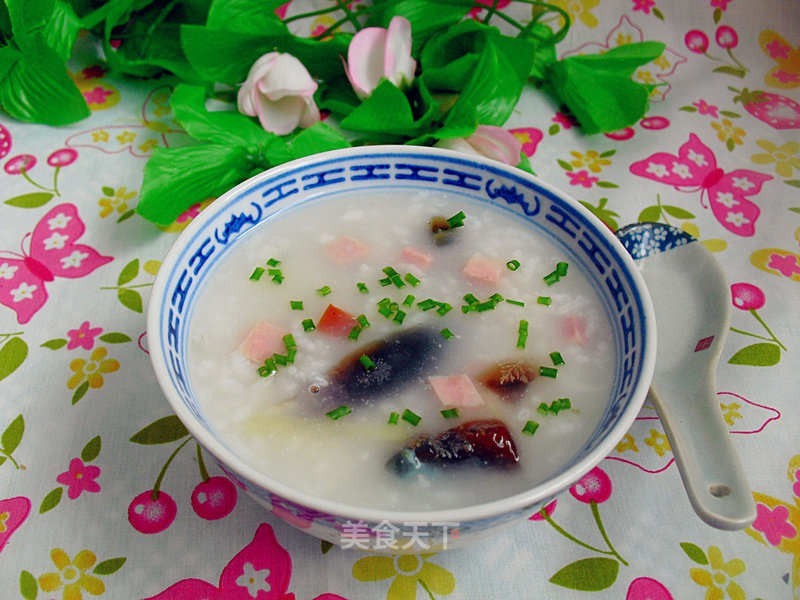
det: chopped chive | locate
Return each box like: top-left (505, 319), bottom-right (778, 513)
top-left (379, 277), bottom-right (392, 287)
top-left (436, 302), bottom-right (452, 315)
top-left (266, 258), bottom-right (280, 267)
top-left (517, 320), bottom-right (529, 349)
top-left (461, 304), bottom-right (474, 314)
top-left (537, 296), bottom-right (552, 306)
top-left (357, 314), bottom-right (370, 327)
top-left (441, 407), bottom-right (460, 418)
top-left (543, 271), bottom-right (560, 286)
top-left (282, 334), bottom-right (296, 350)
top-left (383, 266), bottom-right (399, 277)
top-left (286, 348), bottom-right (296, 363)
top-left (348, 326), bottom-right (362, 340)
top-left (463, 293), bottom-right (479, 305)
top-left (391, 275), bottom-right (405, 288)
top-left (401, 409), bottom-right (421, 426)
top-left (378, 304), bottom-right (394, 317)
top-left (537, 402), bottom-right (549, 415)
top-left (441, 328), bottom-right (455, 339)
top-left (476, 300), bottom-right (496, 312)
top-left (506, 299), bottom-right (525, 307)
top-left (446, 211), bottom-right (466, 228)
top-left (539, 366), bottom-right (558, 378)
top-left (273, 354), bottom-right (289, 366)
top-left (360, 354), bottom-right (376, 371)
top-left (506, 259), bottom-right (521, 271)
top-left (326, 405), bottom-right (351, 420)
top-left (392, 310), bottom-right (406, 325)
top-left (549, 399), bottom-right (562, 414)
top-left (357, 282), bottom-right (369, 294)
top-left (559, 397), bottom-right (572, 410)
top-left (302, 318), bottom-right (315, 332)
top-left (404, 273), bottom-right (420, 286)
top-left (316, 285), bottom-right (332, 296)
top-left (268, 269), bottom-right (284, 283)
top-left (402, 294), bottom-right (415, 307)
top-left (556, 261), bottom-right (569, 277)
top-left (250, 266), bottom-right (265, 281)
top-left (550, 351), bottom-right (565, 366)
top-left (417, 298), bottom-right (438, 311)
top-left (257, 364), bottom-right (275, 377)
top-left (290, 300), bottom-right (304, 311)
top-left (388, 411), bottom-right (400, 425)
top-left (490, 293), bottom-right (504, 303)
top-left (522, 420), bottom-right (539, 436)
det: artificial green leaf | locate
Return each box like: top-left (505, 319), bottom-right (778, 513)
top-left (339, 79), bottom-right (416, 135)
top-left (367, 0), bottom-right (469, 55)
top-left (130, 415), bottom-right (190, 444)
top-left (117, 259), bottom-right (139, 286)
top-left (206, 0), bottom-right (287, 32)
top-left (39, 487), bottom-right (63, 513)
top-left (421, 20), bottom-right (484, 92)
top-left (43, 1), bottom-right (84, 60)
top-left (680, 542), bottom-right (709, 565)
top-left (41, 338), bottom-right (68, 350)
top-left (137, 144), bottom-right (259, 225)
top-left (0, 33), bottom-right (89, 125)
top-left (1, 414), bottom-right (24, 454)
top-left (72, 380), bottom-right (89, 404)
top-left (546, 42), bottom-right (666, 135)
top-left (170, 84), bottom-right (271, 146)
top-left (117, 288), bottom-right (143, 313)
top-left (93, 557), bottom-right (127, 575)
top-left (280, 122), bottom-right (351, 162)
top-left (19, 570), bottom-right (37, 600)
top-left (98, 332), bottom-right (132, 344)
top-left (81, 435), bottom-right (102, 462)
top-left (0, 337), bottom-right (28, 382)
top-left (549, 557), bottom-right (620, 591)
top-left (728, 342), bottom-right (781, 366)
top-left (0, 3), bottom-right (11, 40)
top-left (4, 192), bottom-right (54, 208)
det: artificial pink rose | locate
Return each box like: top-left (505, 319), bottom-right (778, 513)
top-left (346, 16), bottom-right (416, 100)
top-left (237, 52), bottom-right (320, 135)
top-left (435, 125), bottom-right (522, 166)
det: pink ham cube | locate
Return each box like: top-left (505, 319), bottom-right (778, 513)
top-left (400, 246), bottom-right (433, 269)
top-left (428, 374), bottom-right (485, 407)
top-left (462, 253), bottom-right (503, 285)
top-left (561, 314), bottom-right (588, 345)
top-left (239, 320), bottom-right (287, 363)
top-left (325, 236), bottom-right (370, 265)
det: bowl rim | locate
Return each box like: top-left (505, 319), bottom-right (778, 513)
top-left (147, 144), bottom-right (657, 525)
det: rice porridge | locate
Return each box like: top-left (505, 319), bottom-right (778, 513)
top-left (189, 190), bottom-right (615, 511)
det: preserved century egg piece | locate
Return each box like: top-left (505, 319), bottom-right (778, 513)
top-left (326, 327), bottom-right (443, 405)
top-left (479, 360), bottom-right (537, 402)
top-left (388, 419), bottom-right (520, 476)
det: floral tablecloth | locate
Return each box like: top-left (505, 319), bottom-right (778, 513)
top-left (2, 0), bottom-right (799, 598)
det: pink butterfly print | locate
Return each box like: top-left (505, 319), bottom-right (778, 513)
top-left (0, 204), bottom-right (113, 324)
top-left (0, 496), bottom-right (31, 555)
top-left (629, 133), bottom-right (773, 237)
top-left (145, 523), bottom-right (348, 600)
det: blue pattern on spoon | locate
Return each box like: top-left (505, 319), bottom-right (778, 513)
top-left (615, 222), bottom-right (695, 259)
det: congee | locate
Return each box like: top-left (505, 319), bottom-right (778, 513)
top-left (189, 190), bottom-right (615, 511)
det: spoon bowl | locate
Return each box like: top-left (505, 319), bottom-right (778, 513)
top-left (616, 222), bottom-right (756, 530)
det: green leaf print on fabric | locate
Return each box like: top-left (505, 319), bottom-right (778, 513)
top-left (549, 557), bottom-right (620, 592)
top-left (0, 335), bottom-right (27, 381)
top-left (0, 414), bottom-right (24, 469)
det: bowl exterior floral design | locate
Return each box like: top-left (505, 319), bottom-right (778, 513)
top-left (147, 146), bottom-right (656, 552)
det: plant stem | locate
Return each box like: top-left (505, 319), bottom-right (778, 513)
top-left (0, 449), bottom-right (20, 469)
top-left (418, 578), bottom-right (437, 600)
top-left (196, 443), bottom-right (209, 482)
top-left (100, 283), bottom-right (154, 290)
top-left (729, 327), bottom-right (776, 343)
top-left (51, 166), bottom-right (61, 197)
top-left (590, 501), bottom-right (628, 566)
top-left (543, 510), bottom-right (616, 556)
top-left (151, 437), bottom-right (191, 501)
top-left (750, 308), bottom-right (787, 350)
top-left (20, 169), bottom-right (52, 192)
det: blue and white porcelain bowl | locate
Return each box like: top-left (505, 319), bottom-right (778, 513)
top-left (147, 146), bottom-right (656, 552)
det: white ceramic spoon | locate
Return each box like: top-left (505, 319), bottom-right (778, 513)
top-left (615, 222), bottom-right (756, 530)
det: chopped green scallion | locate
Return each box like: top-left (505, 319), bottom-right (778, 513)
top-left (441, 328), bottom-right (455, 339)
top-left (273, 354), bottom-right (289, 366)
top-left (402, 294), bottom-right (415, 307)
top-left (282, 334), bottom-right (296, 350)
top-left (404, 273), bottom-right (420, 287)
top-left (302, 319), bottom-right (315, 332)
top-left (517, 320), bottom-right (529, 349)
top-left (249, 267), bottom-right (265, 281)
top-left (357, 282), bottom-right (369, 294)
top-left (537, 296), bottom-right (552, 306)
top-left (446, 211), bottom-right (466, 228)
top-left (559, 398), bottom-right (572, 410)
top-left (357, 314), bottom-right (370, 327)
top-left (326, 405), bottom-right (351, 420)
top-left (436, 303), bottom-right (453, 316)
top-left (379, 277), bottom-right (392, 287)
top-left (393, 310), bottom-right (406, 325)
top-left (316, 285), bottom-right (332, 296)
top-left (556, 261), bottom-right (569, 276)
top-left (537, 402), bottom-right (549, 415)
top-left (550, 351), bottom-right (565, 366)
top-left (401, 409), bottom-right (421, 426)
top-left (417, 298), bottom-right (438, 311)
top-left (266, 258), bottom-right (280, 267)
top-left (268, 269), bottom-right (284, 284)
top-left (388, 411), bottom-right (400, 425)
top-left (539, 366), bottom-right (558, 378)
top-left (441, 408), bottom-right (460, 419)
top-left (348, 326), bottom-right (362, 340)
top-left (549, 399), bottom-right (562, 414)
top-left (522, 420), bottom-right (539, 436)
top-left (360, 355), bottom-right (376, 371)
top-left (506, 299), bottom-right (525, 307)
top-left (506, 259), bottom-right (521, 271)
top-left (463, 293), bottom-right (479, 305)
top-left (290, 300), bottom-right (303, 311)
top-left (543, 271), bottom-right (560, 286)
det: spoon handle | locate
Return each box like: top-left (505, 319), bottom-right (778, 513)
top-left (649, 374), bottom-right (756, 530)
